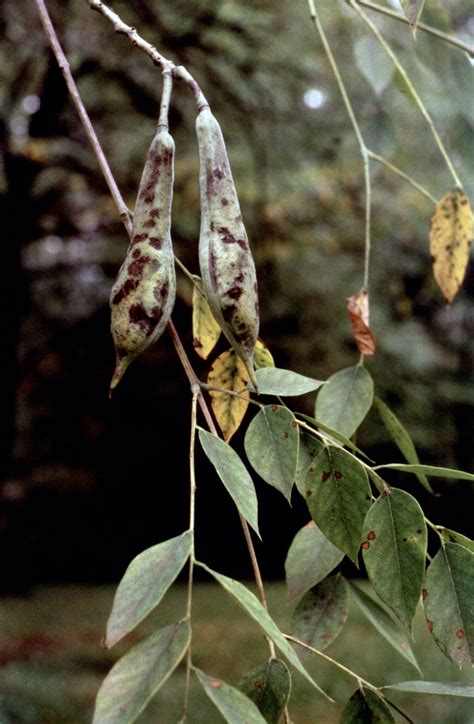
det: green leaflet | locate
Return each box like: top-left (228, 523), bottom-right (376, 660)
top-left (372, 397), bottom-right (432, 492)
top-left (340, 688), bottom-right (395, 723)
top-left (196, 670), bottom-right (266, 723)
top-left (362, 488), bottom-right (427, 628)
top-left (294, 432), bottom-right (323, 496)
top-left (285, 521), bottom-right (344, 604)
top-left (315, 365), bottom-right (373, 439)
top-left (374, 463), bottom-right (474, 481)
top-left (354, 35), bottom-right (395, 96)
top-left (198, 561), bottom-right (333, 702)
top-left (305, 445), bottom-right (371, 563)
top-left (244, 405), bottom-right (299, 501)
top-left (349, 581), bottom-right (421, 673)
top-left (238, 658), bottom-right (291, 723)
top-left (291, 574), bottom-right (349, 658)
top-left (383, 680), bottom-right (474, 697)
top-left (198, 428), bottom-right (260, 537)
top-left (250, 367), bottom-right (324, 396)
top-left (439, 528), bottom-right (474, 553)
top-left (93, 620), bottom-right (190, 724)
top-left (106, 531), bottom-right (192, 648)
top-left (424, 543), bottom-right (474, 666)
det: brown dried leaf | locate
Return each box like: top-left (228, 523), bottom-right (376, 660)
top-left (192, 280), bottom-right (221, 359)
top-left (208, 349), bottom-right (249, 442)
top-left (346, 289), bottom-right (376, 356)
top-left (429, 190), bottom-right (473, 303)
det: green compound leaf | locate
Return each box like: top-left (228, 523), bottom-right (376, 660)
top-left (424, 543), bottom-right (474, 666)
top-left (250, 367), bottom-right (324, 396)
top-left (383, 680), bottom-right (474, 697)
top-left (439, 528), bottom-right (474, 554)
top-left (93, 620), bottom-right (190, 724)
top-left (199, 562), bottom-right (333, 702)
top-left (238, 658), bottom-right (291, 724)
top-left (106, 531), bottom-right (192, 648)
top-left (373, 397), bottom-right (432, 492)
top-left (315, 365), bottom-right (373, 439)
top-left (285, 521), bottom-right (344, 604)
top-left (362, 488), bottom-right (427, 628)
top-left (305, 446), bottom-right (371, 563)
top-left (196, 669), bottom-right (266, 723)
top-left (291, 574), bottom-right (349, 659)
top-left (198, 429), bottom-right (260, 538)
top-left (374, 463), bottom-right (474, 482)
top-left (340, 688), bottom-right (395, 724)
top-left (294, 433), bottom-right (323, 496)
top-left (244, 405), bottom-right (299, 502)
top-left (349, 581), bottom-right (421, 674)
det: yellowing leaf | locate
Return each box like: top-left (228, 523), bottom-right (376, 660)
top-left (254, 339), bottom-right (275, 369)
top-left (208, 349), bottom-right (249, 442)
top-left (192, 281), bottom-right (221, 359)
top-left (346, 289), bottom-right (376, 356)
top-left (429, 190), bottom-right (473, 303)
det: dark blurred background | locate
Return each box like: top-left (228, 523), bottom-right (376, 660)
top-left (0, 0), bottom-right (473, 591)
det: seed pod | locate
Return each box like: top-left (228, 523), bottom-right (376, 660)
top-left (109, 129), bottom-right (176, 393)
top-left (196, 106), bottom-right (259, 386)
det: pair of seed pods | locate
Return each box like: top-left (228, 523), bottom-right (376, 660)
top-left (109, 107), bottom-right (259, 393)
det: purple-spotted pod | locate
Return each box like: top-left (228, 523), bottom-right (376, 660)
top-left (196, 106), bottom-right (259, 387)
top-left (109, 129), bottom-right (176, 393)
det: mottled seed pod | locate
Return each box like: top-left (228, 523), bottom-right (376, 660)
top-left (196, 106), bottom-right (259, 386)
top-left (109, 129), bottom-right (176, 393)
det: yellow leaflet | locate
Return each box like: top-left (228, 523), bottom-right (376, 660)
top-left (254, 339), bottom-right (275, 369)
top-left (208, 349), bottom-right (249, 442)
top-left (192, 281), bottom-right (221, 359)
top-left (429, 190), bottom-right (473, 303)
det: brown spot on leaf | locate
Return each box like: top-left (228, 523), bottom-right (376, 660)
top-left (334, 471), bottom-right (342, 479)
top-left (361, 541), bottom-right (370, 550)
top-left (283, 432), bottom-right (289, 439)
top-left (221, 198), bottom-right (229, 206)
top-left (456, 630), bottom-right (465, 639)
top-left (132, 233), bottom-right (147, 245)
top-left (306, 490), bottom-right (312, 497)
top-left (322, 471), bottom-right (331, 482)
top-left (271, 405), bottom-right (278, 412)
top-left (193, 337), bottom-right (203, 349)
top-left (291, 420), bottom-right (298, 427)
top-left (427, 620), bottom-right (433, 632)
top-left (400, 642), bottom-right (408, 650)
top-left (210, 679), bottom-right (221, 689)
top-left (367, 531), bottom-right (376, 541)
top-left (253, 681), bottom-right (262, 689)
top-left (422, 588), bottom-right (428, 600)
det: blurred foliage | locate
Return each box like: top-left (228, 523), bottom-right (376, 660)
top-left (0, 0), bottom-right (473, 583)
top-left (0, 583), bottom-right (473, 722)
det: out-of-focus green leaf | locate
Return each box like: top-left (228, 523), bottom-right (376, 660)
top-left (291, 574), bottom-right (349, 658)
top-left (238, 658), bottom-right (291, 723)
top-left (285, 521), bottom-right (344, 604)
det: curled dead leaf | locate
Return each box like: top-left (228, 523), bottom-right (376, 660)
top-left (346, 289), bottom-right (376, 356)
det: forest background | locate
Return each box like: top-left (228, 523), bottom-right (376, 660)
top-left (0, 0), bottom-right (473, 590)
